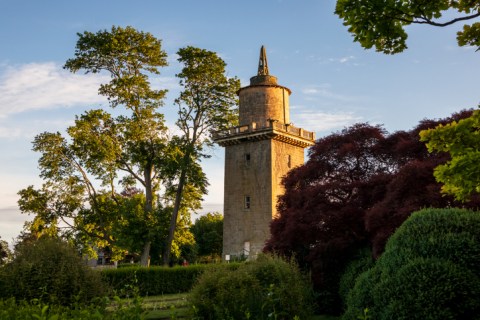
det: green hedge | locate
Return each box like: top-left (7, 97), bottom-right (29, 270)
top-left (374, 258), bottom-right (480, 319)
top-left (380, 207), bottom-right (480, 276)
top-left (101, 263), bottom-right (241, 296)
top-left (1, 237), bottom-right (105, 305)
top-left (190, 254), bottom-right (314, 320)
top-left (343, 208), bottom-right (480, 320)
top-left (338, 247), bottom-right (374, 307)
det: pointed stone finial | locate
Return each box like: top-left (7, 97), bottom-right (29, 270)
top-left (258, 46), bottom-right (269, 76)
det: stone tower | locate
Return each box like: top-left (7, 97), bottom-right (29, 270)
top-left (214, 46), bottom-right (315, 259)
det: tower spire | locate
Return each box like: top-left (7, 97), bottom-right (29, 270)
top-left (258, 45), bottom-right (269, 76)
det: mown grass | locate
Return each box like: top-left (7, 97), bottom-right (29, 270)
top-left (135, 293), bottom-right (339, 320)
top-left (127, 293), bottom-right (190, 319)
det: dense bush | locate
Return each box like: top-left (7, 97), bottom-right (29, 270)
top-left (0, 237), bottom-right (105, 305)
top-left (380, 207), bottom-right (480, 275)
top-left (338, 248), bottom-right (374, 307)
top-left (190, 254), bottom-right (314, 320)
top-left (375, 258), bottom-right (480, 319)
top-left (343, 208), bottom-right (480, 320)
top-left (0, 297), bottom-right (145, 320)
top-left (102, 262), bottom-right (241, 296)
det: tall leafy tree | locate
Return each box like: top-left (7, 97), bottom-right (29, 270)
top-left (162, 46), bottom-right (240, 265)
top-left (191, 212), bottom-right (223, 260)
top-left (19, 26), bottom-right (171, 266)
top-left (335, 0), bottom-right (480, 54)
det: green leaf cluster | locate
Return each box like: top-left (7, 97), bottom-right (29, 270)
top-left (335, 0), bottom-right (480, 53)
top-left (190, 254), bottom-right (314, 320)
top-left (420, 109), bottom-right (480, 201)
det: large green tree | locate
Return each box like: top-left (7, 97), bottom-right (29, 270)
top-left (420, 109), bottom-right (480, 201)
top-left (162, 46), bottom-right (240, 265)
top-left (191, 212), bottom-right (223, 260)
top-left (18, 27), bottom-right (239, 267)
top-left (335, 0), bottom-right (480, 54)
top-left (18, 26), bottom-right (175, 266)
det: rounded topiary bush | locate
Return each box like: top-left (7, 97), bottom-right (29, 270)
top-left (374, 258), bottom-right (480, 320)
top-left (379, 207), bottom-right (480, 275)
top-left (190, 254), bottom-right (314, 320)
top-left (342, 267), bottom-right (381, 320)
top-left (338, 247), bottom-right (374, 307)
top-left (343, 208), bottom-right (480, 320)
top-left (2, 237), bottom-right (106, 305)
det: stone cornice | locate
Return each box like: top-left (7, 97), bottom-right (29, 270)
top-left (214, 122), bottom-right (315, 148)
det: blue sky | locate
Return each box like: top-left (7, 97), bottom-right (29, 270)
top-left (1, 1), bottom-right (479, 244)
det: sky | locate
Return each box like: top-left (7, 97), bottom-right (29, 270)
top-left (0, 1), bottom-right (479, 244)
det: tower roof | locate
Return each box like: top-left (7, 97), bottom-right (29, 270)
top-left (258, 45), bottom-right (269, 76)
top-left (249, 45), bottom-right (279, 86)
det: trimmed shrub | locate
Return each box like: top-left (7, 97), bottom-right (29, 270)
top-left (1, 237), bottom-right (105, 305)
top-left (101, 262), bottom-right (241, 296)
top-left (190, 254), bottom-right (314, 320)
top-left (380, 207), bottom-right (480, 275)
top-left (375, 258), bottom-right (480, 320)
top-left (342, 267), bottom-right (381, 320)
top-left (343, 208), bottom-right (480, 320)
top-left (338, 247), bottom-right (374, 307)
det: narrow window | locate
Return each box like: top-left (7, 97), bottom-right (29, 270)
top-left (245, 153), bottom-right (251, 166)
top-left (244, 195), bottom-right (251, 209)
top-left (287, 154), bottom-right (292, 168)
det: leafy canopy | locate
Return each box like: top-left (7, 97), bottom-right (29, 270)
top-left (18, 26), bottom-right (197, 265)
top-left (335, 0), bottom-right (480, 54)
top-left (64, 25), bottom-right (168, 110)
top-left (420, 109), bottom-right (480, 201)
top-left (162, 46), bottom-right (239, 265)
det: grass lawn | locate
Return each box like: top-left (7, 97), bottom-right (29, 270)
top-left (135, 293), bottom-right (340, 320)
top-left (141, 293), bottom-right (190, 319)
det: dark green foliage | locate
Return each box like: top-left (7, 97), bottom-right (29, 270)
top-left (375, 258), bottom-right (480, 320)
top-left (190, 254), bottom-right (314, 320)
top-left (342, 268), bottom-right (380, 320)
top-left (343, 208), bottom-right (480, 320)
top-left (191, 212), bottom-right (223, 261)
top-left (1, 237), bottom-right (105, 305)
top-left (338, 248), bottom-right (374, 307)
top-left (380, 207), bottom-right (480, 275)
top-left (0, 237), bottom-right (12, 265)
top-left (0, 296), bottom-right (147, 320)
top-left (101, 263), bottom-right (241, 296)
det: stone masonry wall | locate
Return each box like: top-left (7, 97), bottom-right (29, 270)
top-left (223, 138), bottom-right (306, 258)
top-left (223, 139), bottom-right (272, 258)
top-left (238, 86), bottom-right (290, 127)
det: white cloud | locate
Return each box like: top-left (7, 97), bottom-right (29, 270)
top-left (330, 55), bottom-right (355, 63)
top-left (301, 84), bottom-right (356, 102)
top-left (293, 108), bottom-right (362, 133)
top-left (0, 118), bottom-right (75, 139)
top-left (307, 54), bottom-right (358, 65)
top-left (0, 62), bottom-right (109, 117)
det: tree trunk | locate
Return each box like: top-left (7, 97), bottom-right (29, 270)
top-left (140, 240), bottom-right (151, 267)
top-left (163, 159), bottom-right (188, 265)
top-left (141, 165), bottom-right (154, 267)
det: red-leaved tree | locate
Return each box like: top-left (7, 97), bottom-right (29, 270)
top-left (265, 110), bottom-right (480, 313)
